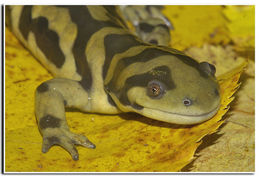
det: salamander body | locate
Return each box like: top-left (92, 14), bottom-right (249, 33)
top-left (6, 5), bottom-right (220, 160)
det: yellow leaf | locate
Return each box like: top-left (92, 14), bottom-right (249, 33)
top-left (5, 24), bottom-right (246, 171)
top-left (162, 6), bottom-right (230, 50)
top-left (223, 6), bottom-right (255, 48)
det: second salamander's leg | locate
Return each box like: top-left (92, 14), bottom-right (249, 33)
top-left (35, 78), bottom-right (95, 160)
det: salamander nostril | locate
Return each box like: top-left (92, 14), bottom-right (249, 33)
top-left (183, 98), bottom-right (192, 106)
top-left (214, 88), bottom-right (219, 96)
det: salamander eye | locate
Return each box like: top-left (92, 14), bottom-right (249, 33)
top-left (199, 62), bottom-right (216, 76)
top-left (183, 98), bottom-right (192, 106)
top-left (147, 80), bottom-right (165, 98)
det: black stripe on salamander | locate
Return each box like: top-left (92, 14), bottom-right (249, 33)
top-left (58, 6), bottom-right (123, 91)
top-left (5, 6), bottom-right (12, 30)
top-left (117, 47), bottom-right (209, 79)
top-left (125, 65), bottom-right (175, 90)
top-left (18, 5), bottom-right (32, 39)
top-left (31, 17), bottom-right (65, 68)
top-left (102, 34), bottom-right (143, 79)
top-left (116, 48), bottom-right (167, 69)
top-left (107, 94), bottom-right (117, 107)
top-left (139, 23), bottom-right (169, 34)
top-left (109, 65), bottom-right (175, 107)
top-left (37, 82), bottom-right (49, 93)
top-left (139, 22), bottom-right (155, 33)
top-left (39, 114), bottom-right (61, 129)
top-left (103, 6), bottom-right (128, 28)
top-left (19, 6), bottom-right (65, 68)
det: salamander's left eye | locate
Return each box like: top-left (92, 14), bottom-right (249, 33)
top-left (147, 80), bottom-right (165, 98)
top-left (199, 62), bottom-right (216, 76)
top-left (183, 98), bottom-right (192, 106)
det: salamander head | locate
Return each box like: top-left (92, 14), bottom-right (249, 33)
top-left (105, 49), bottom-right (220, 125)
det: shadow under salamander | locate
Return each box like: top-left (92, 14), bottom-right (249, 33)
top-left (118, 112), bottom-right (195, 129)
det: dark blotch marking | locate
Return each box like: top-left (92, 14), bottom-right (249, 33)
top-left (125, 65), bottom-right (175, 89)
top-left (117, 48), bottom-right (167, 69)
top-left (39, 114), bottom-right (61, 129)
top-left (47, 136), bottom-right (60, 145)
top-left (103, 34), bottom-right (143, 78)
top-left (144, 6), bottom-right (173, 30)
top-left (19, 6), bottom-right (65, 68)
top-left (138, 19), bottom-right (170, 34)
top-left (57, 6), bottom-right (123, 91)
top-left (31, 17), bottom-right (65, 68)
top-left (37, 82), bottom-right (49, 93)
top-left (145, 6), bottom-right (153, 14)
top-left (5, 6), bottom-right (13, 30)
top-left (139, 22), bottom-right (155, 33)
top-left (18, 5), bottom-right (32, 39)
top-left (64, 100), bottom-right (67, 106)
top-left (149, 39), bottom-right (158, 45)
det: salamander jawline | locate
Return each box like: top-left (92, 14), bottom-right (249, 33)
top-left (138, 104), bottom-right (220, 125)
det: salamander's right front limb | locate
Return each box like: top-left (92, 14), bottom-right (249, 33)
top-left (35, 78), bottom-right (95, 160)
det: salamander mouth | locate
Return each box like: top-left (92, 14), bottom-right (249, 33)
top-left (152, 105), bottom-right (220, 117)
top-left (138, 104), bottom-right (220, 125)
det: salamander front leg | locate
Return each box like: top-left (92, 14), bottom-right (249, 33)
top-left (35, 78), bottom-right (95, 160)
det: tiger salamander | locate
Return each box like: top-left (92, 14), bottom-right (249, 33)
top-left (6, 5), bottom-right (220, 160)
